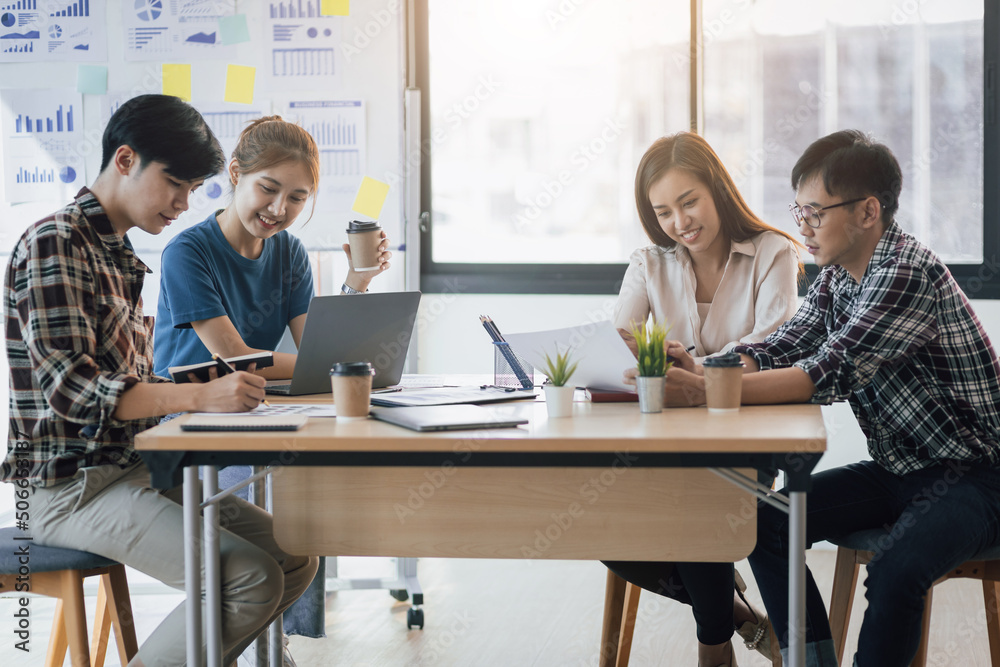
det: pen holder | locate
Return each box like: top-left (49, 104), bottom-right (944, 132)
top-left (493, 342), bottom-right (534, 389)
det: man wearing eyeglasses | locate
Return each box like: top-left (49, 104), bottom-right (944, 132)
top-left (664, 129), bottom-right (1000, 666)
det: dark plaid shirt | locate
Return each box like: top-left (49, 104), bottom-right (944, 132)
top-left (736, 223), bottom-right (1000, 475)
top-left (3, 188), bottom-right (168, 487)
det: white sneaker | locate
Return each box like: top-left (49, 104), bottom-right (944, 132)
top-left (236, 635), bottom-right (297, 667)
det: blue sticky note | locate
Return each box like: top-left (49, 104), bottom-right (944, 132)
top-left (77, 65), bottom-right (107, 95)
top-left (219, 15), bottom-right (250, 46)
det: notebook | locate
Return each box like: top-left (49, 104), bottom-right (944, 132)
top-left (180, 415), bottom-right (308, 431)
top-left (169, 352), bottom-right (274, 384)
top-left (266, 291), bottom-right (421, 396)
top-left (369, 405), bottom-right (528, 432)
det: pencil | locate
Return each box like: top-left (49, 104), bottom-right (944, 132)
top-left (212, 353), bottom-right (271, 407)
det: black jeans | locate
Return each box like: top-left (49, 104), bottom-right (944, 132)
top-left (749, 460), bottom-right (1000, 667)
top-left (601, 560), bottom-right (736, 645)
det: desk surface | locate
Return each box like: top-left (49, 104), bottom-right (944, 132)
top-left (136, 402), bottom-right (826, 455)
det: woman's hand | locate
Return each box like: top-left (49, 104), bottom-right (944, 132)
top-left (343, 231), bottom-right (393, 291)
top-left (617, 328), bottom-right (639, 359)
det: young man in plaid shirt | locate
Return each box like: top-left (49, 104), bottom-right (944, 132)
top-left (659, 130), bottom-right (1000, 666)
top-left (3, 94), bottom-right (317, 666)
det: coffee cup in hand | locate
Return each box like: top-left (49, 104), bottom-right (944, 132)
top-left (702, 352), bottom-right (744, 413)
top-left (330, 361), bottom-right (375, 420)
top-left (347, 220), bottom-right (383, 272)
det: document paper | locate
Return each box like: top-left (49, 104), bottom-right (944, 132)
top-left (505, 320), bottom-right (637, 392)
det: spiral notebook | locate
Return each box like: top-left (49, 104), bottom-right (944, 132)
top-left (180, 415), bottom-right (308, 431)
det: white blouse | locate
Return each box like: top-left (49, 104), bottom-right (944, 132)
top-left (613, 231), bottom-right (800, 358)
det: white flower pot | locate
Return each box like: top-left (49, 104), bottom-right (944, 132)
top-left (636, 375), bottom-right (665, 413)
top-left (544, 385), bottom-right (575, 418)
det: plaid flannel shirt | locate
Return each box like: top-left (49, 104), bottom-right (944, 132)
top-left (735, 223), bottom-right (1000, 475)
top-left (3, 188), bottom-right (168, 488)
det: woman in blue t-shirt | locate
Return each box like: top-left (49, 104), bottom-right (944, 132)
top-left (154, 115), bottom-right (391, 658)
top-left (154, 115), bottom-right (390, 379)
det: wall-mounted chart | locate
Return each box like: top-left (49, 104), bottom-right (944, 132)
top-left (123, 0), bottom-right (234, 60)
top-left (0, 0), bottom-right (104, 61)
top-left (265, 1), bottom-right (342, 91)
top-left (1, 89), bottom-right (85, 202)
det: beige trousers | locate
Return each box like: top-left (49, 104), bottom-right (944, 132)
top-left (29, 462), bottom-right (319, 667)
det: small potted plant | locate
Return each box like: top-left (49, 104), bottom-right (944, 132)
top-left (629, 320), bottom-right (673, 413)
top-left (540, 348), bottom-right (579, 418)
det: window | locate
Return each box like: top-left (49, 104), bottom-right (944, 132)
top-left (417, 0), bottom-right (1000, 296)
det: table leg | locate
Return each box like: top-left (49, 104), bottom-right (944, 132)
top-left (204, 466), bottom-right (223, 667)
top-left (788, 489), bottom-right (807, 667)
top-left (267, 466), bottom-right (283, 667)
top-left (184, 466), bottom-right (203, 667)
top-left (250, 468), bottom-right (271, 666)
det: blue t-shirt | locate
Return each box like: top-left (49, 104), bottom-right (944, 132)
top-left (153, 212), bottom-right (314, 377)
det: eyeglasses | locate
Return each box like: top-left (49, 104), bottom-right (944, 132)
top-left (788, 197), bottom-right (867, 229)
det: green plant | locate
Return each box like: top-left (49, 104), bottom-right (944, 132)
top-left (540, 348), bottom-right (580, 387)
top-left (629, 320), bottom-right (674, 377)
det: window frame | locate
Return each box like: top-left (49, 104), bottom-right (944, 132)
top-left (416, 0), bottom-right (1000, 298)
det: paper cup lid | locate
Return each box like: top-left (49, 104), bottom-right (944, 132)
top-left (330, 361), bottom-right (375, 376)
top-left (346, 220), bottom-right (382, 233)
top-left (703, 352), bottom-right (744, 368)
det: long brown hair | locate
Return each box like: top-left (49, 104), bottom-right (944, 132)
top-left (635, 132), bottom-right (802, 260)
top-left (230, 115), bottom-right (321, 223)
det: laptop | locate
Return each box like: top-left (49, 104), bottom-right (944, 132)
top-left (266, 291), bottom-right (421, 396)
top-left (369, 405), bottom-right (529, 432)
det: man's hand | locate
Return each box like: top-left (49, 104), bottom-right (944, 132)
top-left (665, 340), bottom-right (699, 374)
top-left (664, 366), bottom-right (705, 407)
top-left (193, 371), bottom-right (267, 413)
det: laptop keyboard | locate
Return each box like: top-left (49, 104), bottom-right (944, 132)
top-left (265, 383), bottom-right (292, 395)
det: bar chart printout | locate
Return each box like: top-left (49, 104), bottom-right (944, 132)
top-left (1, 89), bottom-right (85, 202)
top-left (14, 104), bottom-right (74, 133)
top-left (0, 0), bottom-right (106, 61)
top-left (286, 100), bottom-right (365, 220)
top-left (265, 1), bottom-right (341, 89)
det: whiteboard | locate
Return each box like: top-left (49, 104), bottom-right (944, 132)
top-left (0, 0), bottom-right (405, 258)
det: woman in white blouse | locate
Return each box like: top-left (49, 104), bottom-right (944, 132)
top-left (606, 132), bottom-right (801, 667)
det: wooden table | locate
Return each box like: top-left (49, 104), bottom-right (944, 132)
top-left (136, 399), bottom-right (826, 667)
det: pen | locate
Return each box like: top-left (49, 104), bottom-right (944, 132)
top-left (212, 353), bottom-right (271, 407)
top-left (666, 345), bottom-right (697, 364)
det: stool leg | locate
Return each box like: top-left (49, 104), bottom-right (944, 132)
top-left (909, 589), bottom-right (933, 667)
top-left (60, 569), bottom-right (90, 667)
top-left (91, 576), bottom-right (112, 667)
top-left (616, 582), bottom-right (641, 667)
top-left (44, 598), bottom-right (69, 667)
top-left (829, 548), bottom-right (861, 664)
top-left (983, 580), bottom-right (1000, 667)
top-left (600, 570), bottom-right (628, 667)
top-left (103, 566), bottom-right (139, 664)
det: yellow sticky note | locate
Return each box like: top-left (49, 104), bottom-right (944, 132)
top-left (162, 64), bottom-right (191, 102)
top-left (321, 0), bottom-right (349, 15)
top-left (352, 177), bottom-right (390, 219)
top-left (224, 65), bottom-right (256, 104)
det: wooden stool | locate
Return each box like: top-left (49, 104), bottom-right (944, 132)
top-left (829, 529), bottom-right (1000, 667)
top-left (601, 570), bottom-right (781, 666)
top-left (0, 527), bottom-right (138, 667)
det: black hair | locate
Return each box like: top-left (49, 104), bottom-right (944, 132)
top-left (99, 94), bottom-right (225, 181)
top-left (791, 129), bottom-right (903, 224)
